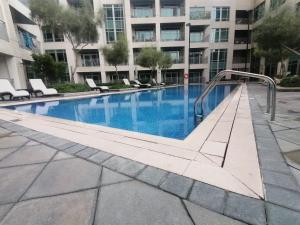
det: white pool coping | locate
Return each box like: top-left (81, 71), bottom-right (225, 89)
top-left (0, 84), bottom-right (263, 199)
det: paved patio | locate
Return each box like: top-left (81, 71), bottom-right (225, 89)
top-left (0, 83), bottom-right (299, 225)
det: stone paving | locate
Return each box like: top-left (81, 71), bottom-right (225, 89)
top-left (0, 83), bottom-right (299, 225)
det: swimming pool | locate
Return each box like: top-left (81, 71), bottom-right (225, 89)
top-left (4, 84), bottom-right (237, 139)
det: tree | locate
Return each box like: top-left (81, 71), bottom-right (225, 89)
top-left (29, 0), bottom-right (101, 82)
top-left (31, 54), bottom-right (66, 83)
top-left (253, 10), bottom-right (300, 77)
top-left (136, 48), bottom-right (172, 78)
top-left (101, 36), bottom-right (129, 81)
top-left (158, 53), bottom-right (173, 79)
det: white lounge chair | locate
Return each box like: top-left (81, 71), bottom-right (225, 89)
top-left (86, 79), bottom-right (110, 92)
top-left (134, 80), bottom-right (152, 88)
top-left (0, 79), bottom-right (30, 100)
top-left (123, 79), bottom-right (140, 88)
top-left (29, 79), bottom-right (58, 96)
top-left (152, 78), bottom-right (166, 86)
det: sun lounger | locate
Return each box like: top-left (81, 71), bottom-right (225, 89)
top-left (29, 79), bottom-right (58, 96)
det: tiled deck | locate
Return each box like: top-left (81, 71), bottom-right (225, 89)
top-left (0, 83), bottom-right (299, 225)
top-left (0, 84), bottom-right (263, 198)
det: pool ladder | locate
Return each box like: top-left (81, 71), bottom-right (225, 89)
top-left (194, 70), bottom-right (277, 124)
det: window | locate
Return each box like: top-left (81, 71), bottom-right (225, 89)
top-left (210, 49), bottom-right (227, 79)
top-left (211, 28), bottom-right (229, 42)
top-left (270, 0), bottom-right (286, 10)
top-left (213, 7), bottom-right (230, 21)
top-left (104, 4), bottom-right (125, 43)
top-left (42, 26), bottom-right (64, 42)
top-left (161, 29), bottom-right (181, 41)
top-left (253, 2), bottom-right (265, 22)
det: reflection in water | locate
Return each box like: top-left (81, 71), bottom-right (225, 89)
top-left (6, 85), bottom-right (236, 139)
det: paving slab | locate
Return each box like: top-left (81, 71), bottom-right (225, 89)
top-left (63, 144), bottom-right (87, 154)
top-left (188, 181), bottom-right (226, 214)
top-left (88, 151), bottom-right (112, 164)
top-left (0, 136), bottom-right (28, 149)
top-left (260, 160), bottom-right (291, 174)
top-left (265, 184), bottom-right (300, 212)
top-left (276, 138), bottom-right (300, 153)
top-left (137, 166), bottom-right (168, 186)
top-left (0, 190), bottom-right (97, 225)
top-left (275, 130), bottom-right (300, 145)
top-left (0, 204), bottom-right (13, 221)
top-left (23, 158), bottom-right (101, 199)
top-left (0, 127), bottom-right (11, 137)
top-left (52, 152), bottom-right (74, 161)
top-left (0, 144), bottom-right (56, 168)
top-left (262, 170), bottom-right (299, 191)
top-left (224, 193), bottom-right (266, 225)
top-left (290, 167), bottom-right (300, 186)
top-left (0, 148), bottom-right (18, 161)
top-left (160, 173), bottom-right (193, 198)
top-left (0, 164), bottom-right (45, 204)
top-left (184, 200), bottom-right (246, 225)
top-left (101, 168), bottom-right (132, 186)
top-left (75, 147), bottom-right (99, 158)
top-left (266, 203), bottom-right (300, 225)
top-left (95, 180), bottom-right (193, 225)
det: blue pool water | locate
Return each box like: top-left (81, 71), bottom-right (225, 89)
top-left (5, 85), bottom-right (237, 139)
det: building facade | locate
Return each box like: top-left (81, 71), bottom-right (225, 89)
top-left (0, 0), bottom-right (299, 88)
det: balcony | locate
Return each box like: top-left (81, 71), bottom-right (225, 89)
top-left (234, 30), bottom-right (250, 45)
top-left (189, 50), bottom-right (207, 64)
top-left (235, 10), bottom-right (251, 24)
top-left (190, 8), bottom-right (211, 20)
top-left (80, 51), bottom-right (100, 67)
top-left (132, 24), bottom-right (156, 42)
top-left (160, 0), bottom-right (185, 17)
top-left (131, 0), bottom-right (155, 18)
top-left (0, 20), bottom-right (9, 41)
top-left (162, 47), bottom-right (184, 64)
top-left (161, 24), bottom-right (184, 42)
top-left (17, 28), bottom-right (40, 53)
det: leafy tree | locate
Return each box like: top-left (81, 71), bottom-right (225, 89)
top-left (101, 36), bottom-right (129, 81)
top-left (136, 48), bottom-right (172, 78)
top-left (29, 0), bottom-right (101, 82)
top-left (253, 10), bottom-right (300, 77)
top-left (31, 54), bottom-right (66, 83)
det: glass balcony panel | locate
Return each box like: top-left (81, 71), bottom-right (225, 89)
top-left (161, 30), bottom-right (181, 41)
top-left (161, 7), bottom-right (181, 17)
top-left (132, 7), bottom-right (154, 18)
top-left (81, 54), bottom-right (100, 67)
top-left (134, 31), bottom-right (155, 42)
top-left (190, 32), bottom-right (204, 42)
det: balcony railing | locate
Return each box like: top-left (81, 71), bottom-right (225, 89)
top-left (190, 55), bottom-right (208, 64)
top-left (161, 7), bottom-right (184, 17)
top-left (235, 18), bottom-right (250, 24)
top-left (131, 8), bottom-right (154, 18)
top-left (232, 58), bottom-right (250, 64)
top-left (190, 11), bottom-right (211, 20)
top-left (234, 37), bottom-right (249, 44)
top-left (133, 32), bottom-right (155, 42)
top-left (161, 31), bottom-right (184, 41)
top-left (81, 58), bottom-right (100, 67)
top-left (0, 20), bottom-right (9, 41)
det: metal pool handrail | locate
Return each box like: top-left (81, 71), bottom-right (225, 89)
top-left (194, 70), bottom-right (277, 122)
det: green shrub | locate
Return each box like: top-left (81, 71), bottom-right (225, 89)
top-left (279, 75), bottom-right (300, 87)
top-left (53, 83), bottom-right (90, 93)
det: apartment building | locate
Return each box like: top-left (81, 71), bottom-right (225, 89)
top-left (0, 0), bottom-right (41, 89)
top-left (0, 0), bottom-right (299, 88)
